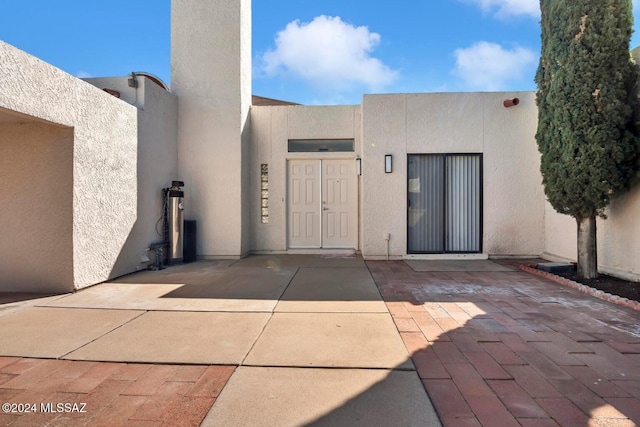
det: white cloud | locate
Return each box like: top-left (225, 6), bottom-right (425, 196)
top-left (453, 41), bottom-right (537, 90)
top-left (76, 71), bottom-right (93, 79)
top-left (465, 0), bottom-right (540, 18)
top-left (260, 15), bottom-right (398, 92)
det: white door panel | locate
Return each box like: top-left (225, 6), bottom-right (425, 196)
top-left (288, 159), bottom-right (357, 249)
top-left (288, 160), bottom-right (321, 248)
top-left (322, 160), bottom-right (356, 248)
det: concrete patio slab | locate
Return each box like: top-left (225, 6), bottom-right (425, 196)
top-left (110, 260), bottom-right (235, 284)
top-left (244, 313), bottom-right (413, 369)
top-left (231, 254), bottom-right (366, 269)
top-left (405, 259), bottom-right (515, 272)
top-left (2, 255), bottom-right (640, 425)
top-left (65, 311), bottom-right (271, 364)
top-left (44, 267), bottom-right (295, 312)
top-left (202, 366), bottom-right (441, 427)
top-left (0, 292), bottom-right (69, 318)
top-left (160, 267), bottom-right (295, 302)
top-left (0, 307), bottom-right (143, 358)
top-left (275, 267), bottom-right (387, 313)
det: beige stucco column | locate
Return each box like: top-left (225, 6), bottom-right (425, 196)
top-left (171, 0), bottom-right (252, 258)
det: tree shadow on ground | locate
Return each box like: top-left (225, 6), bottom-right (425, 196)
top-left (307, 260), bottom-right (640, 426)
top-left (3, 256), bottom-right (638, 426)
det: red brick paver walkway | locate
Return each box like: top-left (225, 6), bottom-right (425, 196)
top-left (0, 358), bottom-right (234, 426)
top-left (368, 260), bottom-right (640, 427)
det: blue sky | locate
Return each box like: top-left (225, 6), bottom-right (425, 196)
top-left (1, 0), bottom-right (639, 105)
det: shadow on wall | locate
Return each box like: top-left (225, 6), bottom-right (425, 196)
top-left (0, 118), bottom-right (75, 293)
top-left (109, 75), bottom-right (248, 284)
top-left (110, 78), bottom-right (179, 282)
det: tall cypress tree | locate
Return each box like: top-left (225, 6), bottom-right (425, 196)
top-left (536, 0), bottom-right (639, 279)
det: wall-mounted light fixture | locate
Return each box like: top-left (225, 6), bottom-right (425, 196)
top-left (385, 154), bottom-right (393, 173)
top-left (356, 158), bottom-right (362, 175)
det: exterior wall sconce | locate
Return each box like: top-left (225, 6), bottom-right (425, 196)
top-left (356, 158), bottom-right (362, 175)
top-left (503, 98), bottom-right (519, 108)
top-left (385, 154), bottom-right (393, 173)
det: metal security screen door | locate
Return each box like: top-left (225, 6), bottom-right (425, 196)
top-left (288, 159), bottom-right (357, 249)
top-left (407, 154), bottom-right (482, 253)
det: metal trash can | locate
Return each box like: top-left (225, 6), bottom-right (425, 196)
top-left (184, 220), bottom-right (197, 263)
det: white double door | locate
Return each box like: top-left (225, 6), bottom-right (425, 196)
top-left (288, 159), bottom-right (357, 249)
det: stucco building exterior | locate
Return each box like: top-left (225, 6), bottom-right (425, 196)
top-left (1, 0), bottom-right (638, 293)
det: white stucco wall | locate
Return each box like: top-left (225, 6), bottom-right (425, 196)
top-left (544, 186), bottom-right (640, 281)
top-left (135, 78), bottom-right (179, 265)
top-left (0, 119), bottom-right (74, 292)
top-left (84, 77), bottom-right (179, 277)
top-left (249, 105), bottom-right (362, 252)
top-left (482, 93), bottom-right (545, 255)
top-left (361, 92), bottom-right (545, 259)
top-left (82, 76), bottom-right (144, 108)
top-left (171, 0), bottom-right (252, 258)
top-left (241, 114), bottom-right (252, 254)
top-left (0, 41), bottom-right (139, 291)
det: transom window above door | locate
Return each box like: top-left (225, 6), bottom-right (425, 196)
top-left (288, 139), bottom-right (354, 152)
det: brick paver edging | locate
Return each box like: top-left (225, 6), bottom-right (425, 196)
top-left (519, 263), bottom-right (640, 312)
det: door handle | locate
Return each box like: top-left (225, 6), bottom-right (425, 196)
top-left (322, 207), bottom-right (329, 211)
